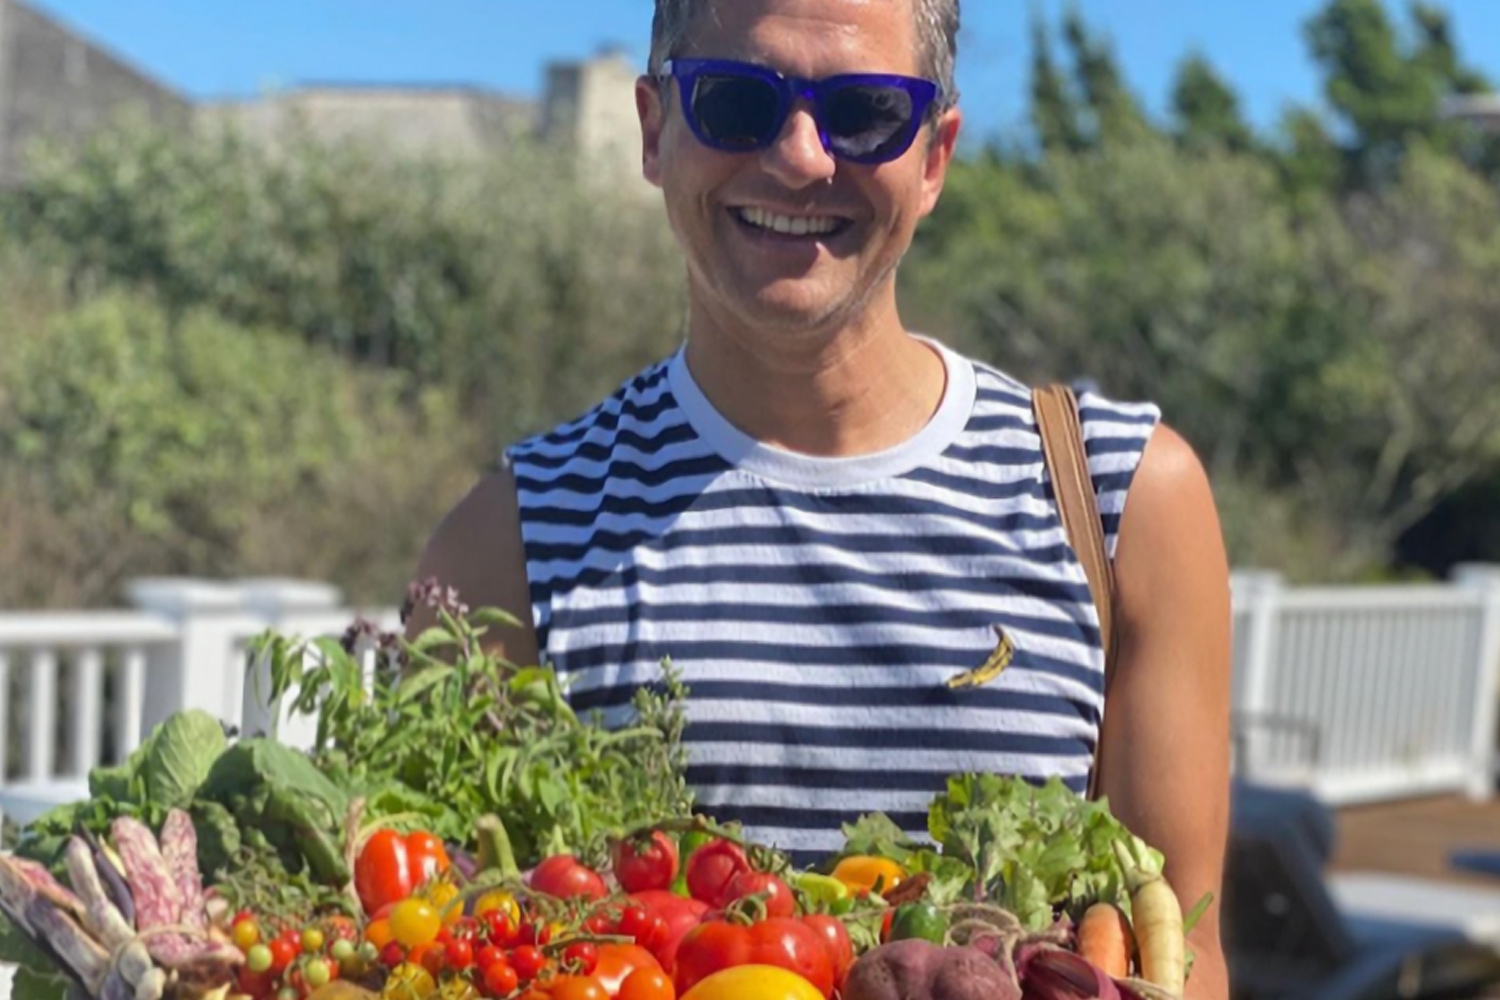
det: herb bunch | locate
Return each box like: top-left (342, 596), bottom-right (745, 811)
top-left (260, 586), bottom-right (694, 869)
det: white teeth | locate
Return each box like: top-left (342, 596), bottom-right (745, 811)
top-left (737, 207), bottom-right (842, 236)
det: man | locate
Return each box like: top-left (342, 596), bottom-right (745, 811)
top-left (411, 1), bottom-right (1230, 997)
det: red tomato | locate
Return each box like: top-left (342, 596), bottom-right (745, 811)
top-left (354, 828), bottom-right (451, 915)
top-left (620, 966), bottom-right (677, 1000)
top-left (592, 944), bottom-right (664, 995)
top-left (548, 974), bottom-right (610, 1000)
top-left (511, 944), bottom-right (549, 981)
top-left (484, 961), bottom-right (520, 996)
top-left (683, 840), bottom-right (751, 909)
top-left (802, 915), bottom-right (854, 989)
top-left (530, 855), bottom-right (608, 901)
top-left (236, 966), bottom-right (274, 998)
top-left (724, 871), bottom-right (796, 919)
top-left (612, 831), bottom-right (681, 893)
top-left (629, 891), bottom-right (710, 971)
top-left (268, 937), bottom-right (298, 974)
top-left (674, 918), bottom-right (834, 999)
top-left (444, 938), bottom-right (474, 969)
top-left (564, 941), bottom-right (600, 975)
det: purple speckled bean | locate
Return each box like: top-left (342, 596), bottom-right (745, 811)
top-left (63, 836), bottom-right (135, 950)
top-left (159, 809), bottom-right (206, 929)
top-left (23, 896), bottom-right (108, 992)
top-left (111, 816), bottom-right (182, 930)
top-left (10, 856), bottom-right (86, 918)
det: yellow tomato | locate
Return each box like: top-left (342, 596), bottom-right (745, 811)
top-left (426, 882), bottom-right (463, 926)
top-left (382, 961), bottom-right (437, 1000)
top-left (388, 899), bottom-right (441, 949)
top-left (473, 890), bottom-right (522, 924)
top-left (680, 965), bottom-right (824, 1000)
top-left (830, 856), bottom-right (906, 896)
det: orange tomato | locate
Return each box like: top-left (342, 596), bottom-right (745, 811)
top-left (593, 944), bottom-right (664, 994)
top-left (620, 966), bottom-right (677, 1000)
top-left (547, 975), bottom-right (609, 1000)
top-left (364, 918), bottom-right (395, 950)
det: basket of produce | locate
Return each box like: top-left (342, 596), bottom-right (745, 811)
top-left (0, 606), bottom-right (1208, 1000)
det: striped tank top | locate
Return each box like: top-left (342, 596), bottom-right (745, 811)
top-left (505, 338), bottom-right (1161, 864)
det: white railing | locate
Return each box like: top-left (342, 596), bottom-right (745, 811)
top-left (0, 578), bottom-right (401, 827)
top-left (0, 568), bottom-right (1497, 823)
top-left (1231, 564), bottom-right (1500, 804)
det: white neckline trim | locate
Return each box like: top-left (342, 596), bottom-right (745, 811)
top-left (668, 337), bottom-right (976, 490)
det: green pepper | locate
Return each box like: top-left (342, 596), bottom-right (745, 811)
top-left (829, 895), bottom-right (856, 917)
top-left (791, 872), bottom-right (851, 910)
top-left (889, 901), bottom-right (947, 944)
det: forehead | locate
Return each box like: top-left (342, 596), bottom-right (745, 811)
top-left (680, 0), bottom-right (920, 76)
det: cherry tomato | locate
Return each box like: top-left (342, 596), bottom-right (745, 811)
top-left (612, 831), bottom-right (681, 893)
top-left (483, 909), bottom-right (515, 946)
top-left (483, 961), bottom-right (520, 996)
top-left (301, 927), bottom-right (325, 954)
top-left (724, 871), bottom-right (795, 919)
top-left (355, 828), bottom-right (452, 916)
top-left (674, 918), bottom-right (834, 999)
top-left (304, 959), bottom-right (331, 989)
top-left (474, 890), bottom-right (522, 924)
top-left (245, 944), bottom-right (273, 973)
top-left (592, 944), bottom-right (665, 995)
top-left (445, 938), bottom-right (475, 969)
top-left (530, 855), bottom-right (608, 901)
top-left (268, 938), bottom-right (298, 974)
top-left (407, 941), bottom-right (443, 976)
top-left (476, 943), bottom-right (506, 970)
top-left (683, 840), bottom-right (751, 909)
top-left (563, 941), bottom-right (600, 975)
top-left (617, 904), bottom-right (652, 942)
top-left (232, 919), bottom-right (261, 950)
top-left (365, 917), bottom-right (395, 950)
top-left (801, 915), bottom-right (854, 989)
top-left (389, 899), bottom-right (442, 949)
top-left (620, 966), bottom-right (677, 1000)
top-left (518, 918), bottom-right (552, 946)
top-left (381, 942), bottom-right (407, 968)
top-left (549, 975), bottom-right (609, 1000)
top-left (330, 938), bottom-right (356, 964)
top-left (584, 911), bottom-right (616, 936)
top-left (510, 944), bottom-right (548, 981)
top-left (428, 881), bottom-right (464, 926)
top-left (236, 966), bottom-right (274, 999)
top-left (386, 961), bottom-right (437, 1000)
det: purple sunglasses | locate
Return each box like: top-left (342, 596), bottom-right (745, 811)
top-left (659, 58), bottom-right (944, 164)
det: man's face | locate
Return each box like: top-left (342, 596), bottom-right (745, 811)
top-left (637, 0), bottom-right (962, 343)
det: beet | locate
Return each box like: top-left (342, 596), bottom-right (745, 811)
top-left (843, 939), bottom-right (1021, 1000)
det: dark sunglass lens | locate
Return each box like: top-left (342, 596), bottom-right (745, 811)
top-left (692, 75), bottom-right (782, 150)
top-left (825, 84), bottom-right (916, 159)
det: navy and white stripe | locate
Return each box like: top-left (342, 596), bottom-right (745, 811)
top-left (506, 339), bottom-right (1160, 864)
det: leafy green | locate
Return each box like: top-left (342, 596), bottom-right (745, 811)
top-left (0, 914), bottom-right (69, 1000)
top-left (926, 774), bottom-right (1165, 930)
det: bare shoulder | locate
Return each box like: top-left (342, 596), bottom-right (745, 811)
top-left (407, 464), bottom-right (539, 664)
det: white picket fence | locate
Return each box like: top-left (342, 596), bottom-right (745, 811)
top-left (0, 567), bottom-right (1497, 826)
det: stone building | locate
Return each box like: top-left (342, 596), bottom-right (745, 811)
top-left (0, 1), bottom-right (650, 194)
top-left (0, 0), bottom-right (189, 184)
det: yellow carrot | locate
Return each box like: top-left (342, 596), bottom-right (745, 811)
top-left (1113, 840), bottom-right (1186, 996)
top-left (1077, 900), bottom-right (1135, 979)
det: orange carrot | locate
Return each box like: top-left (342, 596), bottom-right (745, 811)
top-left (1077, 901), bottom-right (1135, 979)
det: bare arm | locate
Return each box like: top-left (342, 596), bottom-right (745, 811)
top-left (405, 464), bottom-right (541, 665)
top-left (1100, 423), bottom-right (1232, 1000)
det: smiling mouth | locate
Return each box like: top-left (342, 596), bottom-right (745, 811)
top-left (731, 206), bottom-right (853, 239)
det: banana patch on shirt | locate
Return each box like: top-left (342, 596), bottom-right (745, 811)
top-left (946, 624), bottom-right (1016, 690)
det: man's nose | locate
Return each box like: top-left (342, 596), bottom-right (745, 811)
top-left (760, 102), bottom-right (837, 188)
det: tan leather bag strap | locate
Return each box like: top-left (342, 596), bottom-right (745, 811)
top-left (1033, 384), bottom-right (1116, 801)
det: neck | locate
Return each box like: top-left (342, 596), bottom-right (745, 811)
top-left (682, 291), bottom-right (948, 458)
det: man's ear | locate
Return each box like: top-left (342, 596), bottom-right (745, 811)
top-left (636, 75), bottom-right (667, 188)
top-left (918, 106), bottom-right (963, 218)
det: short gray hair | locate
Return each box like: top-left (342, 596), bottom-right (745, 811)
top-left (649, 0), bottom-right (961, 108)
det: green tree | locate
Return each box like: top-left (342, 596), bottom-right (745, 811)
top-left (1029, 12), bottom-right (1083, 153)
top-left (1171, 53), bottom-right (1255, 153)
top-left (1061, 7), bottom-right (1151, 145)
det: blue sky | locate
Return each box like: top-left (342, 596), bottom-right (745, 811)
top-left (28, 0), bottom-right (1500, 144)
